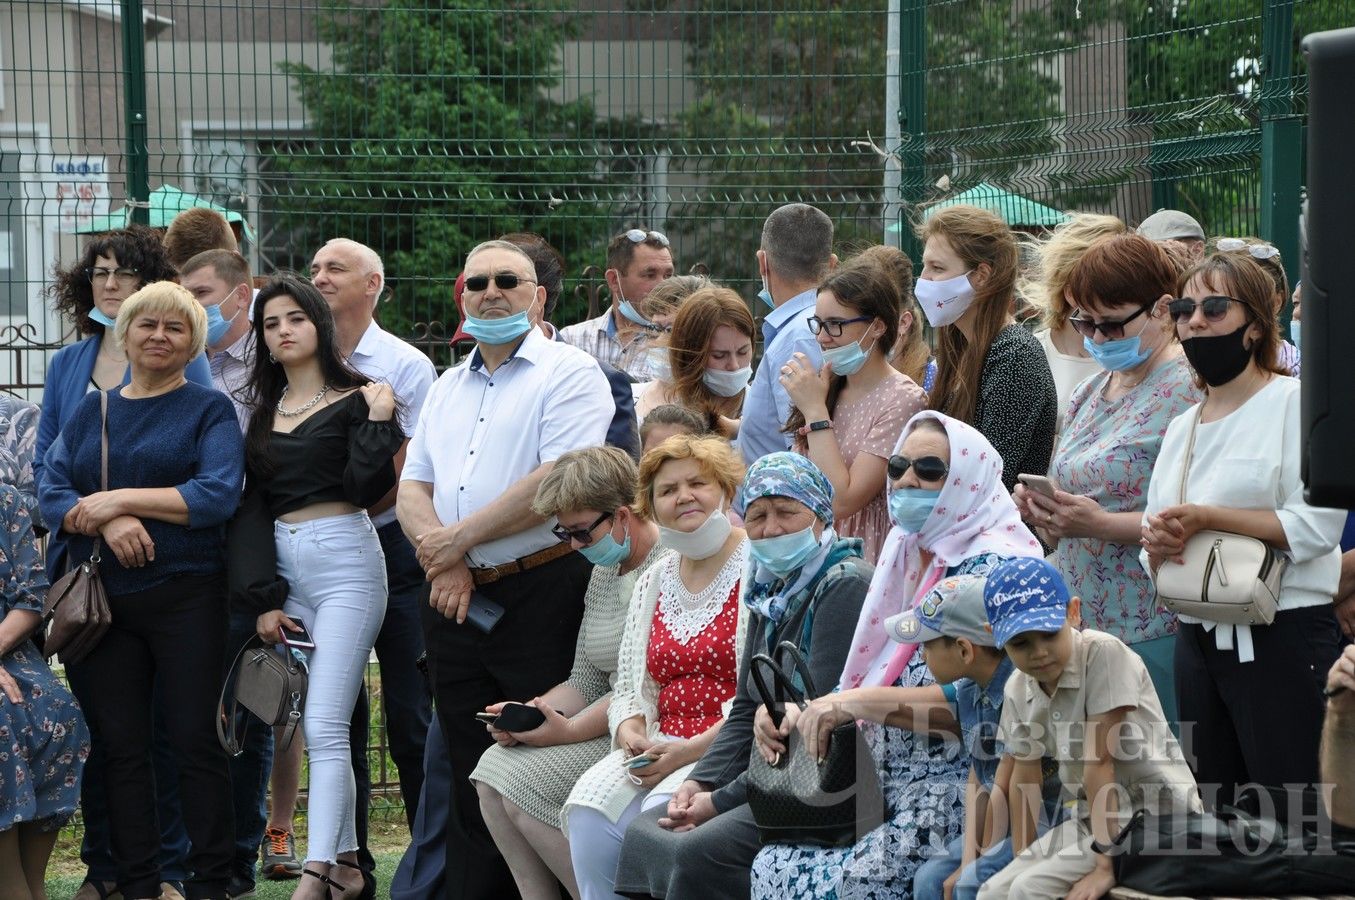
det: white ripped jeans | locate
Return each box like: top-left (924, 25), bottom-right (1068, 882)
top-left (275, 511), bottom-right (388, 864)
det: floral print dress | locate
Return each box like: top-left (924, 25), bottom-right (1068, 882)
top-left (0, 487), bottom-right (90, 831)
top-left (1049, 355), bottom-right (1202, 643)
top-left (749, 650), bottom-right (967, 899)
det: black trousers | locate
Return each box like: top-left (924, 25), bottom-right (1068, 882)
top-left (67, 573), bottom-right (235, 900)
top-left (1176, 604), bottom-right (1342, 811)
top-left (421, 551), bottom-right (592, 900)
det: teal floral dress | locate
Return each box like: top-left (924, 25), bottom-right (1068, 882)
top-left (1049, 355), bottom-right (1202, 643)
top-left (0, 486), bottom-right (89, 831)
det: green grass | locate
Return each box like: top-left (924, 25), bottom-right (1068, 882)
top-left (44, 852), bottom-right (407, 900)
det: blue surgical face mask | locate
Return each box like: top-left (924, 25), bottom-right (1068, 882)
top-left (757, 276), bottom-right (774, 310)
top-left (1289, 321), bottom-right (1300, 348)
top-left (204, 298), bottom-right (241, 346)
top-left (749, 524), bottom-right (821, 578)
top-left (888, 488), bottom-right (942, 534)
top-left (617, 297), bottom-right (657, 330)
top-left (577, 522), bottom-right (632, 567)
top-left (462, 309), bottom-right (533, 345)
top-left (89, 307), bottom-right (117, 328)
top-left (703, 365), bottom-right (752, 397)
top-left (821, 329), bottom-right (876, 376)
top-left (1082, 333), bottom-right (1152, 372)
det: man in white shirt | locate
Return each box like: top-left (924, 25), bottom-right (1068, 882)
top-left (398, 239), bottom-right (613, 899)
top-left (310, 238), bottom-right (439, 851)
top-left (739, 203), bottom-right (835, 465)
top-left (180, 249), bottom-right (255, 430)
top-left (558, 228), bottom-right (675, 380)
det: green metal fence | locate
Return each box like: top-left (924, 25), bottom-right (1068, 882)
top-left (0, 0), bottom-right (1325, 805)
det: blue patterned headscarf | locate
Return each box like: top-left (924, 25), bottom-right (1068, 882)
top-left (734, 452), bottom-right (835, 525)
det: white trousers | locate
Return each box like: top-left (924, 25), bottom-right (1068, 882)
top-left (568, 790), bottom-right (672, 900)
top-left (275, 511), bottom-right (387, 864)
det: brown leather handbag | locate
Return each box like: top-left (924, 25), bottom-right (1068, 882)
top-left (42, 391), bottom-right (112, 666)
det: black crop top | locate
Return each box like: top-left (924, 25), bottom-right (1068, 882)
top-left (249, 391), bottom-right (404, 519)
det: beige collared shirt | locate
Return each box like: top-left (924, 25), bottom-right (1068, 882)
top-left (999, 628), bottom-right (1199, 815)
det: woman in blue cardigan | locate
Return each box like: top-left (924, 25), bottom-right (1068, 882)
top-left (35, 226), bottom-right (210, 569)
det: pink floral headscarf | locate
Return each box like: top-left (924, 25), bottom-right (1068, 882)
top-left (840, 411), bottom-right (1042, 690)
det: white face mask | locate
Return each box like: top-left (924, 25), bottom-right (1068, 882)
top-left (703, 365), bottom-right (752, 397)
top-left (645, 346), bottom-right (673, 382)
top-left (658, 502), bottom-right (733, 560)
top-left (914, 271), bottom-right (976, 328)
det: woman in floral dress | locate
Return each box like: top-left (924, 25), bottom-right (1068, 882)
top-left (0, 484), bottom-right (91, 895)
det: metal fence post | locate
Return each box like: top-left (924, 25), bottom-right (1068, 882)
top-left (120, 0), bottom-right (150, 226)
top-left (897, 0), bottom-right (927, 264)
top-left (1259, 0), bottom-right (1301, 281)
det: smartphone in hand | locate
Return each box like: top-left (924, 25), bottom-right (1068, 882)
top-left (279, 619), bottom-right (316, 652)
top-left (1017, 473), bottom-right (1058, 499)
top-left (625, 754), bottom-right (655, 769)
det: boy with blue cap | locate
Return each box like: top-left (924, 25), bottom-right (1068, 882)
top-left (892, 576), bottom-right (1059, 900)
top-left (976, 558), bottom-right (1198, 900)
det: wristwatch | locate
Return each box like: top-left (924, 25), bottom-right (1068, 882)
top-left (1090, 838), bottom-right (1115, 856)
top-left (798, 419), bottom-right (833, 437)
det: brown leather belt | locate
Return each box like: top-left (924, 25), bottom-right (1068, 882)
top-left (469, 542), bottom-right (573, 586)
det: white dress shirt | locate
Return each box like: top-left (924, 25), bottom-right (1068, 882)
top-left (210, 328), bottom-right (257, 434)
top-left (348, 320), bottom-right (438, 528)
top-left (1141, 376), bottom-right (1344, 661)
top-left (403, 328), bottom-right (614, 567)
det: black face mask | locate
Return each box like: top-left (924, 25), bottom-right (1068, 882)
top-left (1181, 323), bottom-right (1253, 387)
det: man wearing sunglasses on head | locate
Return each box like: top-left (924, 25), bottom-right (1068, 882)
top-left (398, 239), bottom-right (614, 900)
top-left (559, 228), bottom-right (676, 381)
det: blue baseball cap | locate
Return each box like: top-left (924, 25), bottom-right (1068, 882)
top-left (982, 557), bottom-right (1070, 649)
top-left (887, 575), bottom-right (995, 647)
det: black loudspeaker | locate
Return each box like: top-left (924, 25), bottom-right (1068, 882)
top-left (1300, 26), bottom-right (1355, 509)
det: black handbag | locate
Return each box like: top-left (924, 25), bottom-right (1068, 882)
top-left (217, 636), bottom-right (308, 756)
top-left (1111, 801), bottom-right (1355, 895)
top-left (745, 641), bottom-right (885, 847)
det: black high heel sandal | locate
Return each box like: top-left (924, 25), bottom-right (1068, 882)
top-left (301, 868), bottom-right (345, 898)
top-left (332, 860), bottom-right (375, 900)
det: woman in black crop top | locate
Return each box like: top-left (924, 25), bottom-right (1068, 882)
top-left (241, 276), bottom-right (403, 900)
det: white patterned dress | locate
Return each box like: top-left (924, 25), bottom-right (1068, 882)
top-left (749, 650), bottom-right (968, 899)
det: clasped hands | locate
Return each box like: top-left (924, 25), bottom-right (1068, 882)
top-left (413, 524), bottom-right (476, 623)
top-left (64, 490), bottom-right (155, 568)
top-left (1140, 503), bottom-right (1213, 573)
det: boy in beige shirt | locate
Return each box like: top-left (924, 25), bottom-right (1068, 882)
top-left (977, 557), bottom-right (1199, 900)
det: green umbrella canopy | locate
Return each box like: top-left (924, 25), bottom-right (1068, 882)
top-left (888, 181), bottom-right (1069, 230)
top-left (74, 184), bottom-right (256, 240)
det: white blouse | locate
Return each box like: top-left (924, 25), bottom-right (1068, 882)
top-left (1141, 376), bottom-right (1344, 660)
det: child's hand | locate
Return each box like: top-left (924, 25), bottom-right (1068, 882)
top-left (1065, 860), bottom-right (1115, 900)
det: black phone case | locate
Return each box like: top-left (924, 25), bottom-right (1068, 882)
top-left (494, 703), bottom-right (547, 732)
top-left (465, 592), bottom-right (505, 634)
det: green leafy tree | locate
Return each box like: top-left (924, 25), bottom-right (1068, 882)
top-left (272, 0), bottom-right (620, 343)
top-left (658, 0), bottom-right (1115, 277)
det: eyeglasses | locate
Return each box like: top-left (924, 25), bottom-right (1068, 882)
top-left (1067, 304), bottom-right (1151, 340)
top-left (1216, 238), bottom-right (1281, 260)
top-left (86, 266), bottom-right (140, 284)
top-left (1167, 295), bottom-right (1242, 323)
top-left (624, 228), bottom-right (670, 248)
top-left (463, 273), bottom-right (537, 293)
top-left (807, 315), bottom-right (873, 337)
top-left (551, 511), bottom-right (613, 546)
top-left (887, 454), bottom-right (949, 482)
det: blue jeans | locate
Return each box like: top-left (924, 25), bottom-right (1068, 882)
top-left (277, 511), bottom-right (387, 864)
top-left (914, 833), bottom-right (1015, 900)
top-left (226, 609), bottom-right (274, 882)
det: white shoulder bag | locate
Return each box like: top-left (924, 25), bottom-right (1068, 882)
top-left (1153, 406), bottom-right (1286, 626)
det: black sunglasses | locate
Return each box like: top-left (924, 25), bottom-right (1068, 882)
top-left (807, 315), bottom-right (873, 337)
top-left (551, 511), bottom-right (613, 546)
top-left (1068, 303), bottom-right (1151, 340)
top-left (887, 454), bottom-right (949, 482)
top-left (464, 273), bottom-right (537, 293)
top-left (1167, 296), bottom-right (1241, 323)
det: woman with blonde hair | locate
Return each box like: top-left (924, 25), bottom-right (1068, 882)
top-left (854, 244), bottom-right (936, 392)
top-left (913, 205), bottom-right (1057, 490)
top-left (563, 435), bottom-right (749, 900)
top-left (1018, 213), bottom-right (1127, 427)
top-left (40, 281), bottom-right (244, 900)
top-left (633, 287), bottom-right (755, 439)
